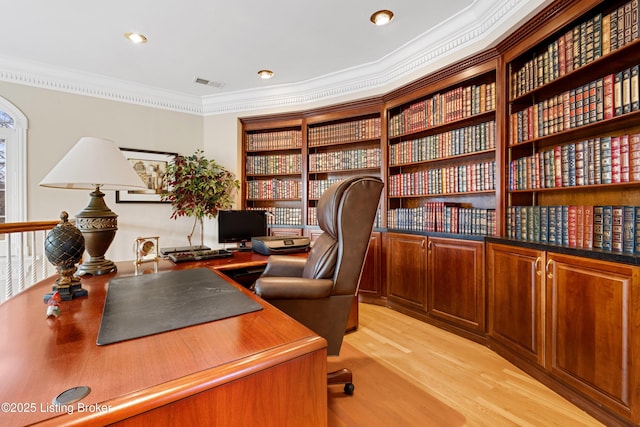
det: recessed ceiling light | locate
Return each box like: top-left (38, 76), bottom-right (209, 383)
top-left (370, 10), bottom-right (394, 26)
top-left (257, 69), bottom-right (274, 79)
top-left (124, 32), bottom-right (148, 44)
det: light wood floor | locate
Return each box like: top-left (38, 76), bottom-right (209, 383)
top-left (327, 303), bottom-right (606, 427)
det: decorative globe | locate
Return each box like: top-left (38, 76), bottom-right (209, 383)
top-left (45, 211), bottom-right (85, 267)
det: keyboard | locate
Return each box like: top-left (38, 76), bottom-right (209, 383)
top-left (168, 249), bottom-right (233, 263)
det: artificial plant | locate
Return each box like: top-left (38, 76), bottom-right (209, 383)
top-left (161, 150), bottom-right (240, 247)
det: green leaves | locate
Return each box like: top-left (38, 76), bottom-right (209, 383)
top-left (161, 150), bottom-right (240, 221)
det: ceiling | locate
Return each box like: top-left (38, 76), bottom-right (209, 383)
top-left (0, 0), bottom-right (550, 115)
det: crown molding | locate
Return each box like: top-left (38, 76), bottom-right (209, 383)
top-left (0, 0), bottom-right (549, 117)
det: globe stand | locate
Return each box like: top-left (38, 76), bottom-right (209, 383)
top-left (43, 211), bottom-right (88, 303)
top-left (44, 264), bottom-right (88, 303)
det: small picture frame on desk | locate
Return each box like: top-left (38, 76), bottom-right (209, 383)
top-left (135, 236), bottom-right (159, 265)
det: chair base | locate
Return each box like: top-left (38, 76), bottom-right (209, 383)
top-left (328, 368), bottom-right (354, 395)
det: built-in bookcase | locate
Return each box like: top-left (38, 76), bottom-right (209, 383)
top-left (506, 0), bottom-right (640, 254)
top-left (385, 66), bottom-right (498, 237)
top-left (306, 113), bottom-right (383, 228)
top-left (242, 122), bottom-right (304, 232)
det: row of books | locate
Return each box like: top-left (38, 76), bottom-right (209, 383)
top-left (308, 148), bottom-right (381, 173)
top-left (388, 82), bottom-right (496, 137)
top-left (510, 65), bottom-right (639, 145)
top-left (247, 207), bottom-right (303, 226)
top-left (246, 179), bottom-right (301, 200)
top-left (511, 0), bottom-right (640, 98)
top-left (308, 178), bottom-right (341, 199)
top-left (308, 117), bottom-right (381, 147)
top-left (308, 207), bottom-right (383, 228)
top-left (388, 161), bottom-right (496, 197)
top-left (387, 204), bottom-right (496, 236)
top-left (245, 153), bottom-right (302, 175)
top-left (509, 134), bottom-right (640, 190)
top-left (507, 205), bottom-right (640, 254)
top-left (246, 129), bottom-right (302, 152)
top-left (389, 121), bottom-right (496, 166)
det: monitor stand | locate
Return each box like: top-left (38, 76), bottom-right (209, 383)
top-left (230, 242), bottom-right (253, 252)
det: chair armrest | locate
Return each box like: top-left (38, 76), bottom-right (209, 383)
top-left (260, 255), bottom-right (307, 277)
top-left (253, 276), bottom-right (334, 299)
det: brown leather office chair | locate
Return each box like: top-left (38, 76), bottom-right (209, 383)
top-left (253, 175), bottom-right (383, 395)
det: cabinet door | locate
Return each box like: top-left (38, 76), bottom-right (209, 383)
top-left (487, 243), bottom-right (545, 365)
top-left (428, 237), bottom-right (485, 333)
top-left (546, 253), bottom-right (640, 420)
top-left (386, 233), bottom-right (427, 312)
top-left (358, 232), bottom-right (382, 299)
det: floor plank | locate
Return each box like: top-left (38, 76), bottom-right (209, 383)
top-left (327, 303), bottom-right (605, 427)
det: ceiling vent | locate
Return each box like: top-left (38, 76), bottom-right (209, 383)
top-left (193, 77), bottom-right (225, 89)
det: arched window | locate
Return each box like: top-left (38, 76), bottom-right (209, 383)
top-left (0, 99), bottom-right (27, 224)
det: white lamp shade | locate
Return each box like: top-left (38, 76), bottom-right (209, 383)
top-left (39, 137), bottom-right (147, 191)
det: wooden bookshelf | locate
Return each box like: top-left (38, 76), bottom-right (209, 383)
top-left (241, 119), bottom-right (304, 232)
top-left (385, 63), bottom-right (498, 236)
top-left (239, 1), bottom-right (640, 424)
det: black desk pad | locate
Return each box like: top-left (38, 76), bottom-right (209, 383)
top-left (97, 268), bottom-right (263, 345)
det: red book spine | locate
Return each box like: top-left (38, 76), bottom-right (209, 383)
top-left (583, 205), bottom-right (594, 249)
top-left (621, 134), bottom-right (630, 182)
top-left (568, 205), bottom-right (578, 247)
top-left (630, 133), bottom-right (640, 181)
top-left (604, 74), bottom-right (615, 119)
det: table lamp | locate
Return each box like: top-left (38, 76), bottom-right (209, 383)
top-left (39, 137), bottom-right (147, 276)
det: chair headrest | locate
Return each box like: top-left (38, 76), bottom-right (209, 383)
top-left (316, 176), bottom-right (380, 237)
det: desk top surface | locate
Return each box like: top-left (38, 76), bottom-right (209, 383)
top-left (0, 254), bottom-right (324, 426)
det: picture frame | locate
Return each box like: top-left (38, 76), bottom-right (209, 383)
top-left (116, 148), bottom-right (177, 203)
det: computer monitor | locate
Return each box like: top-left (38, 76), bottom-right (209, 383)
top-left (217, 209), bottom-right (268, 251)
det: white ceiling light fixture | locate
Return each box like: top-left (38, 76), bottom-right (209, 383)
top-left (124, 32), bottom-right (148, 44)
top-left (370, 10), bottom-right (394, 26)
top-left (257, 69), bottom-right (274, 79)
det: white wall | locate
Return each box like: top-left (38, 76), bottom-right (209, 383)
top-left (0, 81), bottom-right (207, 262)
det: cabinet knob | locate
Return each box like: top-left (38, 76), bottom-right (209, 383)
top-left (545, 259), bottom-right (553, 279)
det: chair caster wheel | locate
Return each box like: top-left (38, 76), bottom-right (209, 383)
top-left (344, 383), bottom-right (354, 395)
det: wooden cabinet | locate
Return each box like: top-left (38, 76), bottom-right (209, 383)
top-left (487, 243), bottom-right (546, 366)
top-left (385, 233), bottom-right (485, 338)
top-left (488, 240), bottom-right (640, 425)
top-left (385, 232), bottom-right (427, 313)
top-left (545, 252), bottom-right (640, 422)
top-left (358, 231), bottom-right (383, 302)
top-left (427, 237), bottom-right (485, 336)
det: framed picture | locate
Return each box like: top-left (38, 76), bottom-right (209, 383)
top-left (116, 148), bottom-right (177, 203)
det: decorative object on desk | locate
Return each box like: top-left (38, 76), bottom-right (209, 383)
top-left (43, 212), bottom-right (86, 302)
top-left (134, 236), bottom-right (159, 264)
top-left (39, 137), bottom-right (147, 276)
top-left (116, 148), bottom-right (177, 203)
top-left (161, 149), bottom-right (240, 249)
top-left (45, 291), bottom-right (62, 319)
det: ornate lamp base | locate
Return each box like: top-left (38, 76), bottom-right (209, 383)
top-left (75, 188), bottom-right (119, 276)
top-left (77, 257), bottom-right (117, 276)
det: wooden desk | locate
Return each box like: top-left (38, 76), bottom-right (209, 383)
top-left (0, 253), bottom-right (327, 426)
